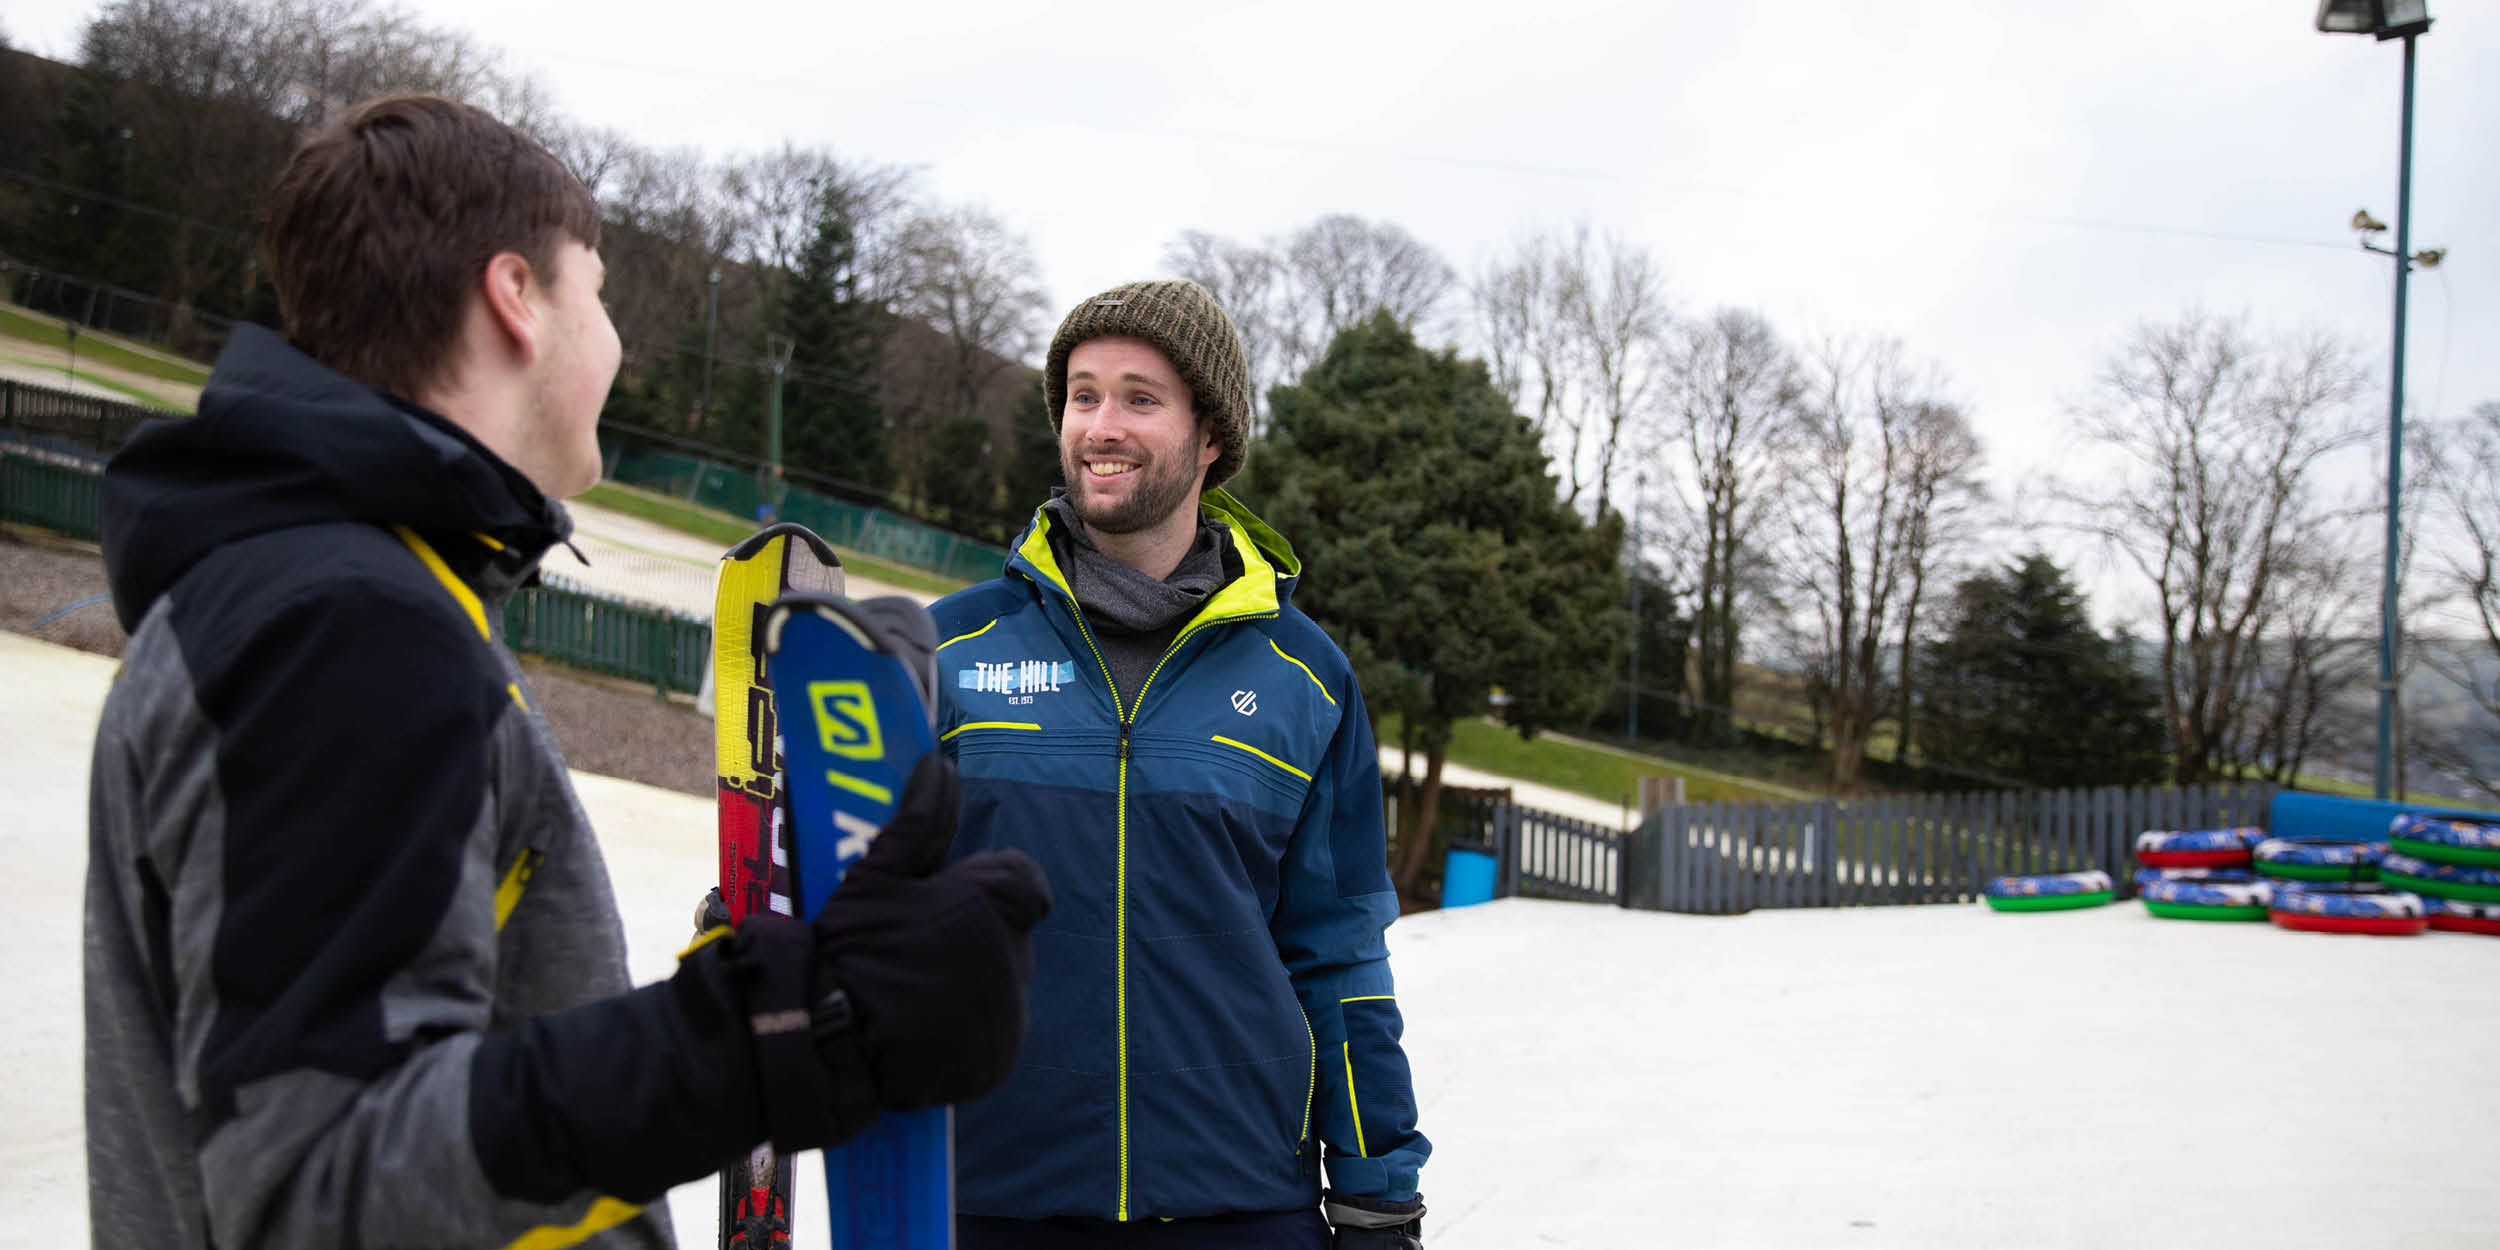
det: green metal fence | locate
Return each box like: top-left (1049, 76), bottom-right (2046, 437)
top-left (1, 450), bottom-right (104, 539)
top-left (505, 580), bottom-right (708, 696)
top-left (607, 441), bottom-right (1010, 585)
top-left (5, 445), bottom-right (711, 696)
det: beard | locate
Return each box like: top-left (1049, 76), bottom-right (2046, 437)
top-left (1060, 443), bottom-right (1202, 536)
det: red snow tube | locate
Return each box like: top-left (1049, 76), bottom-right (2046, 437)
top-left (2268, 883), bottom-right (2428, 936)
top-left (2135, 827), bottom-right (2263, 870)
top-left (2426, 897), bottom-right (2500, 936)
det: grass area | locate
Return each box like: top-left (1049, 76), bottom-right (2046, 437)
top-left (0, 304), bottom-right (212, 389)
top-left (577, 480), bottom-right (970, 598)
top-left (1380, 714), bottom-right (1807, 806)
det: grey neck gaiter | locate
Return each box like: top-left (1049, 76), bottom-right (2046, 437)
top-left (1043, 492), bottom-right (1236, 699)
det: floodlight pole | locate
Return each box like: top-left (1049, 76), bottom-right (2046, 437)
top-left (2370, 33), bottom-right (2419, 801)
top-left (1627, 472), bottom-right (1646, 741)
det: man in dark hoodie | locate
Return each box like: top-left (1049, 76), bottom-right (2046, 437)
top-left (85, 93), bottom-right (1049, 1249)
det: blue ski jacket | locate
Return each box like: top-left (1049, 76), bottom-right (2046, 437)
top-left (932, 491), bottom-right (1428, 1222)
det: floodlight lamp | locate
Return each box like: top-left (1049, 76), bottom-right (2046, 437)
top-left (2315, 0), bottom-right (2433, 38)
top-left (2413, 248), bottom-right (2445, 269)
top-left (2352, 210), bottom-right (2389, 234)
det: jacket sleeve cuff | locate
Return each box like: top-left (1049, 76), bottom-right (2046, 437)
top-left (1321, 1148), bottom-right (1424, 1203)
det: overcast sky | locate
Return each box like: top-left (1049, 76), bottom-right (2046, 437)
top-left (6, 0), bottom-right (2493, 625)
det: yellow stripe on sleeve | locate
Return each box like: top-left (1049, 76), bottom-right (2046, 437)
top-left (939, 619), bottom-right (998, 649)
top-left (499, 1197), bottom-right (641, 1250)
top-left (493, 849), bottom-right (544, 931)
top-left (1342, 1042), bottom-right (1368, 1157)
top-left (1268, 639), bottom-right (1337, 706)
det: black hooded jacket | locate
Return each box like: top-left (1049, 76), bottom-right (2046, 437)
top-left (85, 326), bottom-right (758, 1249)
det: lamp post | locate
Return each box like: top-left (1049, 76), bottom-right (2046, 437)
top-left (2316, 0), bottom-right (2434, 800)
top-left (1627, 472), bottom-right (1646, 741)
top-left (763, 335), bottom-right (795, 522)
top-left (701, 266), bottom-right (721, 421)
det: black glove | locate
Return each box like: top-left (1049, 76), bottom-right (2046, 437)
top-left (1326, 1190), bottom-right (1424, 1250)
top-left (716, 753), bottom-right (1050, 1153)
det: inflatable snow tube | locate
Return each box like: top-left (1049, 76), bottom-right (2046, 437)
top-left (2267, 883), bottom-right (2428, 936)
top-left (2133, 866), bottom-right (2256, 888)
top-left (2254, 838), bottom-right (2384, 883)
top-left (2387, 814), bottom-right (2500, 870)
top-left (2139, 874), bottom-right (2272, 921)
top-left (2425, 896), bottom-right (2500, 936)
top-left (2377, 851), bottom-right (2500, 903)
top-left (1983, 870), bottom-right (2114, 912)
top-left (2134, 827), bottom-right (2263, 869)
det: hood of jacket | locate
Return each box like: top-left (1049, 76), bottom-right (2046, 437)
top-left (100, 324), bottom-right (571, 632)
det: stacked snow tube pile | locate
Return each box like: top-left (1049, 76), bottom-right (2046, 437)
top-left (2380, 815), bottom-right (2500, 936)
top-left (2133, 828), bottom-right (2264, 921)
top-left (1982, 869), bottom-right (2114, 913)
top-left (2268, 799), bottom-right (2500, 941)
top-left (2267, 881), bottom-right (2428, 936)
top-left (2253, 838), bottom-right (2384, 884)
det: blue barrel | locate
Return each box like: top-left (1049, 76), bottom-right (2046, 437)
top-left (2270, 790), bottom-right (2494, 843)
top-left (1442, 847), bottom-right (1498, 908)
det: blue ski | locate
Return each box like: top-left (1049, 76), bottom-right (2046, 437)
top-left (764, 592), bottom-right (952, 1250)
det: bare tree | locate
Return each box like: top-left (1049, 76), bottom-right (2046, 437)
top-left (1469, 225), bottom-right (1670, 514)
top-left (1786, 339), bottom-right (1913, 787)
top-left (1654, 307), bottom-right (1801, 746)
top-left (2058, 310), bottom-right (2372, 784)
top-left (1163, 229), bottom-right (1287, 430)
top-left (1471, 234), bottom-right (1579, 465)
top-left (2231, 539), bottom-right (2375, 783)
top-left (2415, 401), bottom-right (2500, 798)
top-left (1162, 216), bottom-right (1455, 429)
top-left (1887, 398), bottom-right (1986, 762)
top-left (542, 121), bottom-right (638, 202)
top-left (66, 0), bottom-right (547, 336)
top-left (1276, 214), bottom-right (1454, 370)
top-left (883, 204), bottom-right (1046, 492)
top-left (1567, 230), bottom-right (1670, 516)
top-left (718, 142), bottom-right (842, 310)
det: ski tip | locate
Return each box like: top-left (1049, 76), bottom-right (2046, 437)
top-left (720, 522), bottom-right (844, 570)
top-left (762, 592), bottom-right (941, 721)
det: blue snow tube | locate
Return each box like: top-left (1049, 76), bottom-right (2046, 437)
top-left (2253, 838), bottom-right (2384, 884)
top-left (1983, 870), bottom-right (2114, 913)
top-left (2387, 814), bottom-right (2500, 869)
top-left (2133, 866), bottom-right (2257, 886)
top-left (2135, 827), bottom-right (2264, 868)
top-left (2268, 882), bottom-right (2428, 935)
top-left (2140, 874), bottom-right (2272, 921)
top-left (2377, 851), bottom-right (2500, 903)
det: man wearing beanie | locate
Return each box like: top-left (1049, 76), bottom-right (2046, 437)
top-left (930, 279), bottom-right (1430, 1248)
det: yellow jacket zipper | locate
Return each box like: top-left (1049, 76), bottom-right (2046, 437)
top-left (1043, 573), bottom-right (1275, 1221)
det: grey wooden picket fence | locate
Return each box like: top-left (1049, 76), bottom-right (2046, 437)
top-left (1474, 782), bottom-right (2279, 913)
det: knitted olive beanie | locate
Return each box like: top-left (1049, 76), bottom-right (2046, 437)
top-left (1043, 279), bottom-right (1252, 488)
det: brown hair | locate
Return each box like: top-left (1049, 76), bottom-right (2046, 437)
top-left (261, 93), bottom-right (601, 400)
